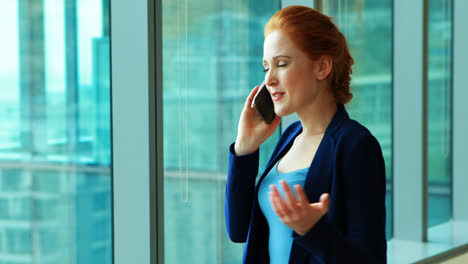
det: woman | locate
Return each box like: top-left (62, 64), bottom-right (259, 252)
top-left (225, 5), bottom-right (387, 264)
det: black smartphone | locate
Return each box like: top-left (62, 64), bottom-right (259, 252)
top-left (251, 83), bottom-right (276, 124)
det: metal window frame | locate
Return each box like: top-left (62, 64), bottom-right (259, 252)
top-left (453, 0), bottom-right (468, 223)
top-left (150, 0), bottom-right (164, 263)
top-left (111, 0), bottom-right (161, 263)
top-left (393, 0), bottom-right (427, 242)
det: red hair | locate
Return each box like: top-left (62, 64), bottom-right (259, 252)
top-left (265, 5), bottom-right (354, 104)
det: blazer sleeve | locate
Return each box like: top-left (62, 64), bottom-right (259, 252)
top-left (225, 143), bottom-right (260, 243)
top-left (292, 134), bottom-right (387, 263)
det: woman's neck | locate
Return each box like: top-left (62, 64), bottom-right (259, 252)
top-left (296, 89), bottom-right (338, 138)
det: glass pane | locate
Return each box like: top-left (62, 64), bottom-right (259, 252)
top-left (428, 0), bottom-right (452, 230)
top-left (0, 0), bottom-right (112, 263)
top-left (162, 0), bottom-right (280, 263)
top-left (322, 0), bottom-right (393, 239)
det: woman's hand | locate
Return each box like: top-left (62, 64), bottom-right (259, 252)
top-left (269, 180), bottom-right (330, 235)
top-left (234, 84), bottom-right (281, 156)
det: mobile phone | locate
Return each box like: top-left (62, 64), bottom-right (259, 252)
top-left (251, 82), bottom-right (276, 124)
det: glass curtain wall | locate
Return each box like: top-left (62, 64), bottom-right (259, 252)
top-left (0, 1), bottom-right (112, 263)
top-left (427, 0), bottom-right (453, 230)
top-left (322, 0), bottom-right (393, 239)
top-left (162, 0), bottom-right (280, 263)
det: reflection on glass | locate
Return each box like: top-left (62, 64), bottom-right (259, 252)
top-left (0, 0), bottom-right (112, 263)
top-left (428, 0), bottom-right (452, 230)
top-left (322, 0), bottom-right (393, 239)
top-left (162, 0), bottom-right (280, 263)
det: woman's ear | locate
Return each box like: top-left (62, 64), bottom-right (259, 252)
top-left (316, 55), bottom-right (333, 81)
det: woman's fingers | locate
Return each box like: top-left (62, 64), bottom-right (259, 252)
top-left (244, 85), bottom-right (260, 109)
top-left (309, 193), bottom-right (330, 214)
top-left (319, 193), bottom-right (330, 212)
top-left (280, 180), bottom-right (297, 207)
top-left (269, 191), bottom-right (283, 218)
top-left (269, 185), bottom-right (289, 217)
top-left (294, 184), bottom-right (309, 205)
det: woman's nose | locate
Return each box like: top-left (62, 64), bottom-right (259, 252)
top-left (265, 70), bottom-right (278, 87)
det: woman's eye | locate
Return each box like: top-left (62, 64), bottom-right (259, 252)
top-left (263, 62), bottom-right (286, 72)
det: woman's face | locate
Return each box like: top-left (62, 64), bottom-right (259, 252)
top-left (263, 30), bottom-right (321, 117)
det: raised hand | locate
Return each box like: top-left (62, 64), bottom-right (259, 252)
top-left (269, 180), bottom-right (330, 235)
top-left (234, 83), bottom-right (281, 156)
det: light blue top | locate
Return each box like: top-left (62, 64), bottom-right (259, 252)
top-left (258, 160), bottom-right (308, 264)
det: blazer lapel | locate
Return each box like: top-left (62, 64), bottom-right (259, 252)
top-left (302, 104), bottom-right (348, 202)
top-left (255, 125), bottom-right (301, 190)
top-left (269, 125), bottom-right (302, 167)
top-left (303, 136), bottom-right (335, 203)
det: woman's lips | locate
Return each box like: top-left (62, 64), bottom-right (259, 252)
top-left (272, 92), bottom-right (285, 101)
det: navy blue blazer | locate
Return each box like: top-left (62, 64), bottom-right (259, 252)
top-left (225, 104), bottom-right (387, 263)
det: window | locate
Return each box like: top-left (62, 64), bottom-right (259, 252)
top-left (427, 0), bottom-right (452, 232)
top-left (0, 1), bottom-right (112, 263)
top-left (162, 0), bottom-right (280, 263)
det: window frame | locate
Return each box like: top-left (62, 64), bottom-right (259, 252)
top-left (111, 0), bottom-right (161, 263)
top-left (393, 0), bottom-right (426, 243)
top-left (453, 0), bottom-right (468, 224)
